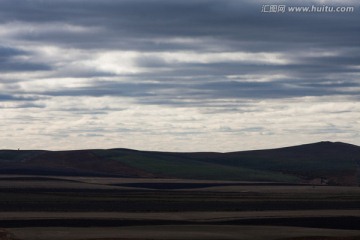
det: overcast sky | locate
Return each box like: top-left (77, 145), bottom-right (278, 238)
top-left (0, 0), bottom-right (359, 151)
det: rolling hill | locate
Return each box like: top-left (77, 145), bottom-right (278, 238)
top-left (0, 141), bottom-right (359, 185)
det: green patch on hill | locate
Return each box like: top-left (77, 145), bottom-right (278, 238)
top-left (94, 149), bottom-right (299, 182)
top-left (197, 155), bottom-right (357, 178)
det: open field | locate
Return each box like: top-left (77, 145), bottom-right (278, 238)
top-left (0, 175), bottom-right (360, 239)
top-left (8, 226), bottom-right (360, 240)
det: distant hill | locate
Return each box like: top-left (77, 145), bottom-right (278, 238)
top-left (0, 141), bottom-right (359, 186)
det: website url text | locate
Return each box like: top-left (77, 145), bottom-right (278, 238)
top-left (261, 5), bottom-right (355, 13)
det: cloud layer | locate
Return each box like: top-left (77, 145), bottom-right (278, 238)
top-left (1, 0), bottom-right (359, 151)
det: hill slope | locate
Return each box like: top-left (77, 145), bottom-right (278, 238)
top-left (0, 142), bottom-right (359, 185)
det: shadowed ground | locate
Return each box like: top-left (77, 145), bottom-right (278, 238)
top-left (0, 175), bottom-right (360, 240)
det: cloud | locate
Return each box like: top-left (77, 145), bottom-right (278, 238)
top-left (0, 0), bottom-right (359, 151)
top-left (1, 0), bottom-right (358, 51)
top-left (0, 94), bottom-right (40, 102)
top-left (0, 45), bottom-right (51, 72)
top-left (0, 46), bottom-right (27, 57)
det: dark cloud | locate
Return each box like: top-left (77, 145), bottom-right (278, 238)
top-left (0, 0), bottom-right (359, 105)
top-left (0, 61), bottom-right (52, 72)
top-left (193, 80), bottom-right (360, 100)
top-left (9, 103), bottom-right (46, 108)
top-left (0, 45), bottom-right (51, 72)
top-left (0, 94), bottom-right (40, 102)
top-left (299, 55), bottom-right (360, 68)
top-left (24, 77), bottom-right (358, 107)
top-left (1, 0), bottom-right (358, 50)
top-left (0, 46), bottom-right (27, 57)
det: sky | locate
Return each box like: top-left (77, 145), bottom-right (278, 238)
top-left (0, 0), bottom-right (359, 152)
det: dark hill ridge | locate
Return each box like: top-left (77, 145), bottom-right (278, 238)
top-left (0, 142), bottom-right (359, 185)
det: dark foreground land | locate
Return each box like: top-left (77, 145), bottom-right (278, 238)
top-left (0, 175), bottom-right (360, 240)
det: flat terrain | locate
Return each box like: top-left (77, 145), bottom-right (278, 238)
top-left (0, 175), bottom-right (360, 240)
